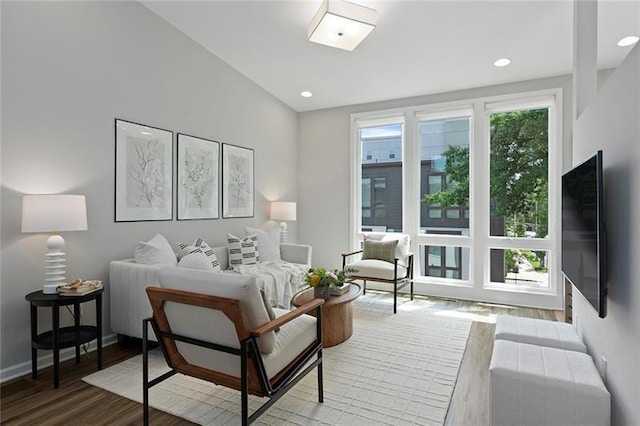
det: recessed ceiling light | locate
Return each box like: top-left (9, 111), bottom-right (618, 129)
top-left (617, 35), bottom-right (639, 47)
top-left (494, 58), bottom-right (511, 67)
top-left (300, 91), bottom-right (313, 98)
top-left (141, 131), bottom-right (152, 136)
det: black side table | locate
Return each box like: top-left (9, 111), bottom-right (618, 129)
top-left (25, 288), bottom-right (103, 388)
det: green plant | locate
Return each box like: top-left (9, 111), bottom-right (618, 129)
top-left (302, 267), bottom-right (356, 289)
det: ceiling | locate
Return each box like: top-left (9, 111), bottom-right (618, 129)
top-left (141, 1), bottom-right (640, 112)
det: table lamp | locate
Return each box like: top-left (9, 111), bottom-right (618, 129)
top-left (270, 201), bottom-right (296, 243)
top-left (21, 194), bottom-right (88, 294)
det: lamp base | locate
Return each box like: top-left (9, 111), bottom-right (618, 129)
top-left (43, 284), bottom-right (61, 294)
top-left (45, 234), bottom-right (66, 292)
top-left (279, 221), bottom-right (288, 244)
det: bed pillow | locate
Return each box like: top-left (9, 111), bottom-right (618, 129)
top-left (177, 252), bottom-right (214, 271)
top-left (245, 226), bottom-right (281, 262)
top-left (227, 233), bottom-right (259, 267)
top-left (362, 239), bottom-right (398, 264)
top-left (177, 237), bottom-right (221, 273)
top-left (135, 234), bottom-right (177, 266)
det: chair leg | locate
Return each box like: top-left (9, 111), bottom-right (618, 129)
top-left (317, 349), bottom-right (324, 403)
top-left (393, 280), bottom-right (397, 314)
top-left (143, 319), bottom-right (150, 426)
top-left (241, 342), bottom-right (248, 426)
top-left (363, 280), bottom-right (366, 295)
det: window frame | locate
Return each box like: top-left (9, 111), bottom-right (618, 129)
top-left (350, 89), bottom-right (563, 309)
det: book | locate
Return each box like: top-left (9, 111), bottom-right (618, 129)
top-left (329, 283), bottom-right (350, 296)
top-left (58, 280), bottom-right (103, 296)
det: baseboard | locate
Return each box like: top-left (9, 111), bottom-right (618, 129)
top-left (0, 333), bottom-right (117, 384)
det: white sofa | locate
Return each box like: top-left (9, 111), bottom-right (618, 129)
top-left (110, 243), bottom-right (311, 341)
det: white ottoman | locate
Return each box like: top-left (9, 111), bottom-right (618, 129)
top-left (489, 340), bottom-right (610, 426)
top-left (495, 315), bottom-right (587, 353)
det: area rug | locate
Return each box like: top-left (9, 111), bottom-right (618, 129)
top-left (83, 295), bottom-right (472, 425)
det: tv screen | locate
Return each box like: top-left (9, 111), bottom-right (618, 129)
top-left (561, 150), bottom-right (606, 318)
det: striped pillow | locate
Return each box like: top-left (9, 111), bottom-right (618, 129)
top-left (177, 237), bottom-right (221, 273)
top-left (227, 233), bottom-right (260, 268)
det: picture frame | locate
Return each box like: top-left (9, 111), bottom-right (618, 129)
top-left (177, 133), bottom-right (220, 220)
top-left (115, 119), bottom-right (173, 222)
top-left (222, 143), bottom-right (254, 218)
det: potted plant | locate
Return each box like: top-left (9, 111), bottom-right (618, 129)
top-left (302, 267), bottom-right (355, 300)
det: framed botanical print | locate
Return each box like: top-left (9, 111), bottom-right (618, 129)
top-left (115, 119), bottom-right (173, 222)
top-left (177, 133), bottom-right (219, 220)
top-left (222, 143), bottom-right (254, 218)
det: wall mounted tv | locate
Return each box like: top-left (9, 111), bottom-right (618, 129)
top-left (561, 150), bottom-right (607, 318)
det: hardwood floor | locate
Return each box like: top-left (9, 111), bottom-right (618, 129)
top-left (0, 343), bottom-right (190, 425)
top-left (1, 294), bottom-right (560, 425)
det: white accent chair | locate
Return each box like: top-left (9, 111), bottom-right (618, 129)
top-left (142, 267), bottom-right (324, 426)
top-left (342, 233), bottom-right (414, 313)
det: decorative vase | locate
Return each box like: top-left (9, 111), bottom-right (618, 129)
top-left (314, 286), bottom-right (331, 300)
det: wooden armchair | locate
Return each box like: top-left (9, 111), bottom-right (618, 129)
top-left (342, 233), bottom-right (414, 313)
top-left (142, 267), bottom-right (324, 426)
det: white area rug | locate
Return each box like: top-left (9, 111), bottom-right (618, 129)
top-left (83, 295), bottom-right (472, 425)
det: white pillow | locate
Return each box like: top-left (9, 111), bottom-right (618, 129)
top-left (227, 233), bottom-right (259, 268)
top-left (365, 232), bottom-right (411, 260)
top-left (178, 252), bottom-right (214, 271)
top-left (178, 237), bottom-right (221, 272)
top-left (135, 234), bottom-right (177, 266)
top-left (245, 226), bottom-right (281, 262)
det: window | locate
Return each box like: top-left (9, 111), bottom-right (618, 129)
top-left (488, 107), bottom-right (551, 289)
top-left (420, 117), bottom-right (470, 234)
top-left (358, 123), bottom-right (403, 232)
top-left (351, 90), bottom-right (561, 306)
top-left (362, 178), bottom-right (371, 218)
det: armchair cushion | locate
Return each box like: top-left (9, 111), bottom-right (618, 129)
top-left (157, 267), bottom-right (276, 354)
top-left (263, 308), bottom-right (317, 379)
top-left (365, 232), bottom-right (410, 261)
top-left (362, 239), bottom-right (398, 263)
top-left (346, 259), bottom-right (407, 281)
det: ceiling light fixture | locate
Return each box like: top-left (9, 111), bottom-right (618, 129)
top-left (617, 35), bottom-right (639, 47)
top-left (308, 0), bottom-right (376, 51)
top-left (494, 58), bottom-right (511, 67)
top-left (301, 91), bottom-right (313, 98)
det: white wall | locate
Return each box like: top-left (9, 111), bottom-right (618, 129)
top-left (298, 75), bottom-right (573, 269)
top-left (572, 45), bottom-right (639, 425)
top-left (0, 1), bottom-right (298, 377)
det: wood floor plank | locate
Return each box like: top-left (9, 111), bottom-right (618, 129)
top-left (1, 294), bottom-right (560, 425)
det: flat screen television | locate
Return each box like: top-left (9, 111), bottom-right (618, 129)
top-left (561, 150), bottom-right (607, 318)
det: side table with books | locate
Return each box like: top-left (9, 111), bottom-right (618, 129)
top-left (25, 286), bottom-right (103, 388)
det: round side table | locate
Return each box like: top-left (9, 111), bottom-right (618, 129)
top-left (25, 288), bottom-right (103, 388)
top-left (291, 283), bottom-right (362, 347)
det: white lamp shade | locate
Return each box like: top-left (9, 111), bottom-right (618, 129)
top-left (270, 202), bottom-right (297, 221)
top-left (22, 194), bottom-right (88, 233)
top-left (308, 0), bottom-right (376, 51)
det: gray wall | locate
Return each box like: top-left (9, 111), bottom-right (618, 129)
top-left (0, 1), bottom-right (298, 376)
top-left (298, 75), bottom-right (573, 268)
top-left (572, 44), bottom-right (639, 425)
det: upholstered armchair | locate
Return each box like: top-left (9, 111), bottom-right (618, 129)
top-left (142, 267), bottom-right (324, 426)
top-left (342, 233), bottom-right (414, 313)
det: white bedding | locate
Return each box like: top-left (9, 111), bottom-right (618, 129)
top-left (231, 261), bottom-right (307, 309)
